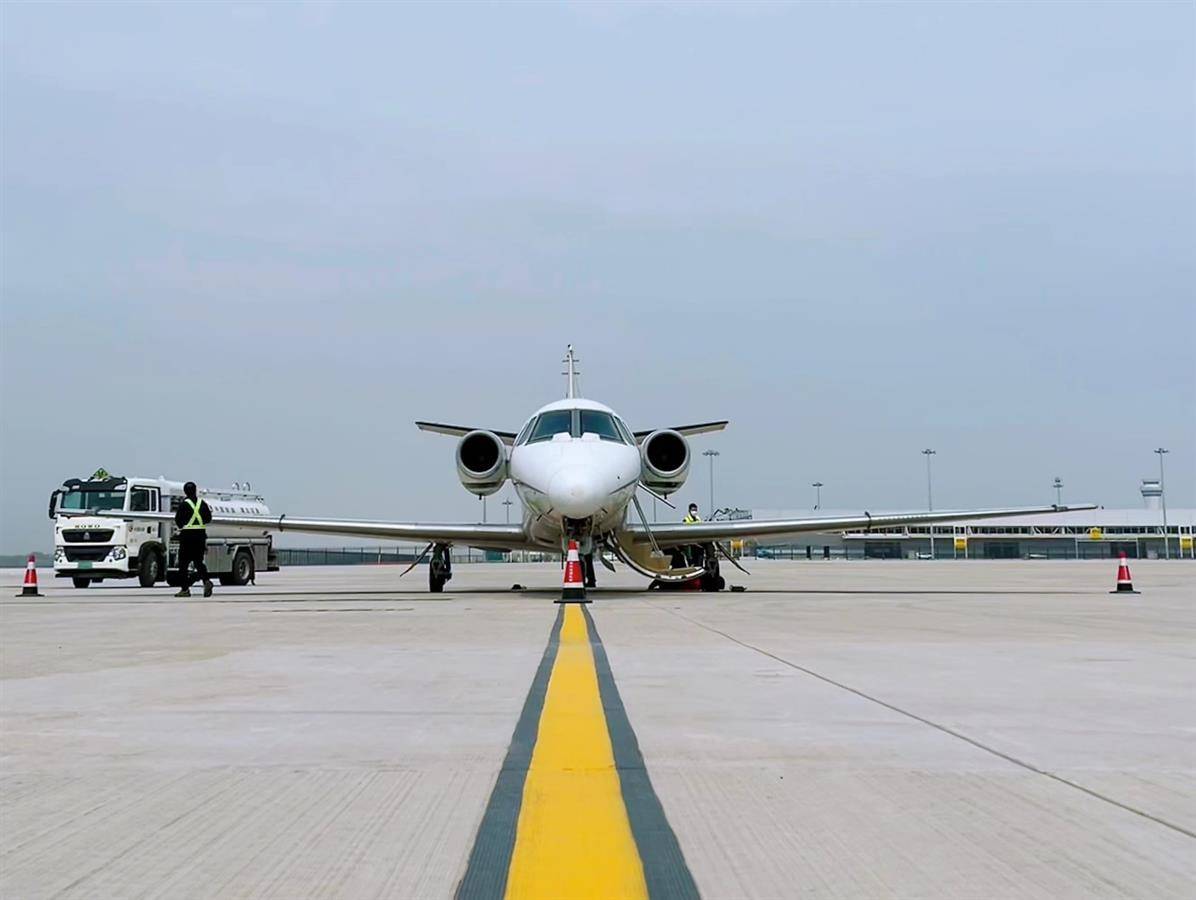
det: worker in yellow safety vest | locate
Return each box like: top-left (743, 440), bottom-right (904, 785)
top-left (173, 481), bottom-right (214, 597)
top-left (681, 503), bottom-right (704, 567)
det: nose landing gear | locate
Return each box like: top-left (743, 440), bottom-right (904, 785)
top-left (562, 518), bottom-right (599, 588)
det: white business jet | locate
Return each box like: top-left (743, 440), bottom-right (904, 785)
top-left (103, 346), bottom-right (1095, 592)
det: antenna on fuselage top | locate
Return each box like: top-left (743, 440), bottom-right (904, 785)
top-left (562, 344), bottom-right (581, 398)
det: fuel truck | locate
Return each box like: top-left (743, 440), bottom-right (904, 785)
top-left (49, 470), bottom-right (278, 588)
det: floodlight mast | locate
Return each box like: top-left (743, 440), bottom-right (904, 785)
top-left (1155, 448), bottom-right (1170, 559)
top-left (922, 449), bottom-right (937, 559)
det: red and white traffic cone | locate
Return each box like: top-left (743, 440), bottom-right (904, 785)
top-left (16, 553), bottom-right (44, 597)
top-left (557, 540), bottom-right (589, 604)
top-left (1110, 551), bottom-right (1139, 594)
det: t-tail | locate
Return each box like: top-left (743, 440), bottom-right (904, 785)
top-left (562, 344), bottom-right (580, 399)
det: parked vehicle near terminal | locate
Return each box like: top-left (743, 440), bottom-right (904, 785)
top-left (49, 470), bottom-right (278, 589)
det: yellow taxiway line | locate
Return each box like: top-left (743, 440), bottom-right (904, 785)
top-left (456, 603), bottom-right (696, 900)
top-left (505, 604), bottom-right (647, 898)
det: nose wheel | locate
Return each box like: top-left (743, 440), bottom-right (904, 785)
top-left (429, 543), bottom-right (452, 593)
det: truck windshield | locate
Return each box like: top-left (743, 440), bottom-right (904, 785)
top-left (60, 489), bottom-right (126, 511)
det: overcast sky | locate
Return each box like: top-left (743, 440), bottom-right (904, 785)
top-left (2, 1), bottom-right (1193, 551)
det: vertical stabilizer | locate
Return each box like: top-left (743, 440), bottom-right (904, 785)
top-left (562, 345), bottom-right (581, 399)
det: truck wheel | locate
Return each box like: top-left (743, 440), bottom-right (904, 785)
top-left (72, 577), bottom-right (90, 589)
top-left (138, 550), bottom-right (163, 587)
top-left (222, 550), bottom-right (254, 587)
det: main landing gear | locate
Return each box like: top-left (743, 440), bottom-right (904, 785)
top-left (699, 554), bottom-right (727, 592)
top-left (654, 543), bottom-right (725, 592)
top-left (429, 543), bottom-right (452, 593)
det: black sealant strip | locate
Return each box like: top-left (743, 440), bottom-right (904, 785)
top-left (582, 606), bottom-right (701, 900)
top-left (660, 603), bottom-right (1196, 843)
top-left (455, 606), bottom-right (565, 900)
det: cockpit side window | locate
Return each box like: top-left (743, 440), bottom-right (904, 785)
top-left (528, 410), bottom-right (573, 443)
top-left (579, 410), bottom-right (624, 443)
top-left (515, 418), bottom-right (535, 445)
top-left (614, 417), bottom-right (635, 444)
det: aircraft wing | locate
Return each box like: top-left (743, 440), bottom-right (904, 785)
top-left (626, 504), bottom-right (1099, 547)
top-left (416, 421), bottom-right (518, 444)
top-left (94, 510), bottom-right (530, 550)
top-left (632, 421), bottom-right (729, 442)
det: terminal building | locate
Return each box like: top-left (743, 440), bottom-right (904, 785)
top-left (749, 481), bottom-right (1194, 560)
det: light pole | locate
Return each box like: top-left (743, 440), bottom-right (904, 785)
top-left (922, 448), bottom-right (936, 559)
top-left (1053, 477), bottom-right (1063, 506)
top-left (812, 481), bottom-right (823, 510)
top-left (502, 497), bottom-right (513, 524)
top-left (1155, 447), bottom-right (1170, 559)
top-left (702, 449), bottom-right (720, 516)
top-left (922, 449), bottom-right (936, 511)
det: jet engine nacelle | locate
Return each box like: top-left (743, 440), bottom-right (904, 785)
top-left (456, 430), bottom-right (507, 497)
top-left (640, 429), bottom-right (690, 494)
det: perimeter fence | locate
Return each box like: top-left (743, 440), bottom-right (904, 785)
top-left (275, 546), bottom-right (547, 566)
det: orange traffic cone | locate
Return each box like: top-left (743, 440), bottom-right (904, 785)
top-left (1110, 551), bottom-right (1138, 594)
top-left (16, 553), bottom-right (43, 597)
top-left (557, 540), bottom-right (588, 603)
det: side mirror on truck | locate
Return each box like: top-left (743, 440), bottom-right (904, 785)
top-left (48, 490), bottom-right (60, 520)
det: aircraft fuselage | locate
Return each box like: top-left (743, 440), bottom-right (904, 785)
top-left (507, 398), bottom-right (643, 554)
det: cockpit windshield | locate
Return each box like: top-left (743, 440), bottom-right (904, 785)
top-left (60, 488), bottom-right (126, 511)
top-left (521, 408), bottom-right (631, 444)
top-left (528, 410), bottom-right (574, 443)
top-left (578, 410), bottom-right (623, 442)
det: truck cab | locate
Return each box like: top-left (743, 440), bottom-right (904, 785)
top-left (50, 471), bottom-right (277, 589)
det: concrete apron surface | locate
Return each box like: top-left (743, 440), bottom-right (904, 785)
top-left (2, 560), bottom-right (1193, 898)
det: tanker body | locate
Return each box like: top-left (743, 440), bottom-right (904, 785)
top-left (50, 470), bottom-right (278, 588)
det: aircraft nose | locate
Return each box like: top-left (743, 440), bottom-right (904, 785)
top-left (548, 468), bottom-right (604, 519)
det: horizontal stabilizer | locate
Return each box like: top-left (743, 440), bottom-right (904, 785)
top-left (633, 420), bottom-right (728, 442)
top-left (415, 421), bottom-right (518, 444)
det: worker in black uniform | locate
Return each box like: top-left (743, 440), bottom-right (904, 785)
top-left (175, 481), bottom-right (214, 597)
